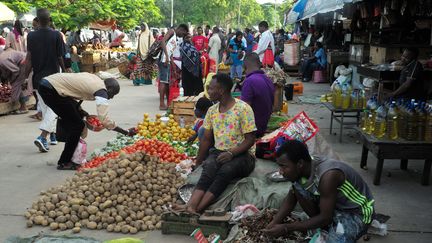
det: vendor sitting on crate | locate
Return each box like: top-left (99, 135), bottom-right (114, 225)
top-left (386, 48), bottom-right (426, 100)
top-left (175, 73), bottom-right (257, 213)
top-left (300, 41), bottom-right (327, 82)
top-left (241, 53), bottom-right (275, 137)
top-left (38, 72), bottom-right (135, 170)
top-left (263, 140), bottom-right (374, 242)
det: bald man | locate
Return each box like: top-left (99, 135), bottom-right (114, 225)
top-left (241, 53), bottom-right (275, 137)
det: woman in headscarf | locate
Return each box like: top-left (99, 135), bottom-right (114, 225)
top-left (180, 33), bottom-right (203, 96)
top-left (134, 23), bottom-right (155, 85)
top-left (6, 20), bottom-right (26, 52)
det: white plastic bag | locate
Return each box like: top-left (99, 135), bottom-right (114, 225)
top-left (72, 139), bottom-right (87, 165)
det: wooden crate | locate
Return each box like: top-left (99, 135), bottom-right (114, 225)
top-left (94, 63), bottom-right (108, 72)
top-left (172, 96), bottom-right (198, 109)
top-left (81, 52), bottom-right (101, 65)
top-left (80, 64), bottom-right (95, 73)
top-left (369, 45), bottom-right (402, 65)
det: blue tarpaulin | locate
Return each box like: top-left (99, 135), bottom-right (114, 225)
top-left (287, 0), bottom-right (363, 24)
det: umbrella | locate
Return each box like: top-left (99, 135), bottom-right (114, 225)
top-left (0, 2), bottom-right (15, 22)
top-left (287, 0), bottom-right (308, 24)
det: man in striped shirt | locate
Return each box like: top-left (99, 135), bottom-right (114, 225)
top-left (263, 140), bottom-right (374, 242)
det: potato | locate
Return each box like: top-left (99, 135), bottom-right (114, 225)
top-left (50, 222), bottom-right (59, 230)
top-left (66, 221), bottom-right (74, 229)
top-left (26, 220), bottom-right (33, 228)
top-left (59, 223), bottom-right (67, 231)
top-left (155, 222), bottom-right (162, 229)
top-left (34, 215), bottom-right (44, 225)
top-left (87, 205), bottom-right (98, 214)
top-left (87, 221), bottom-right (97, 229)
top-left (121, 225), bottom-right (130, 234)
top-left (114, 224), bottom-right (121, 232)
top-left (72, 227), bottom-right (81, 233)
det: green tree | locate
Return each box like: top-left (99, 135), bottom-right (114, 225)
top-left (3, 0), bottom-right (161, 30)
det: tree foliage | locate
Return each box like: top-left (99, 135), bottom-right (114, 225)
top-left (2, 0), bottom-right (161, 30)
top-left (3, 0), bottom-right (294, 30)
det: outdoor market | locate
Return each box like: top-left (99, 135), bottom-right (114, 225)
top-left (0, 0), bottom-right (431, 243)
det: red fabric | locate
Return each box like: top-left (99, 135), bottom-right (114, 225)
top-left (168, 80), bottom-right (180, 105)
top-left (0, 37), bottom-right (5, 46)
top-left (252, 44), bottom-right (258, 51)
top-left (200, 53), bottom-right (209, 79)
top-left (209, 57), bottom-right (217, 73)
top-left (262, 49), bottom-right (274, 67)
top-left (192, 35), bottom-right (208, 51)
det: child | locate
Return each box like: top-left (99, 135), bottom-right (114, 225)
top-left (187, 97), bottom-right (213, 144)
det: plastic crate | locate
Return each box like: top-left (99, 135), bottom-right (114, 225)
top-left (161, 221), bottom-right (230, 239)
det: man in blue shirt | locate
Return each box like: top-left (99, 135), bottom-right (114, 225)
top-left (229, 31), bottom-right (246, 80)
top-left (301, 42), bottom-right (327, 82)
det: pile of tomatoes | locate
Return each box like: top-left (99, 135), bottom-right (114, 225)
top-left (79, 151), bottom-right (120, 171)
top-left (79, 139), bottom-right (188, 170)
top-left (129, 139), bottom-right (188, 163)
top-left (87, 116), bottom-right (103, 128)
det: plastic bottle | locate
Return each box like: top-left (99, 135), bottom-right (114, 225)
top-left (179, 116), bottom-right (185, 128)
top-left (361, 97), bottom-right (372, 132)
top-left (341, 84), bottom-right (351, 109)
top-left (425, 105), bottom-right (432, 142)
top-left (360, 90), bottom-right (367, 109)
top-left (333, 82), bottom-right (342, 108)
top-left (398, 101), bottom-right (407, 139)
top-left (351, 90), bottom-right (358, 109)
top-left (405, 105), bottom-right (417, 141)
top-left (366, 97), bottom-right (378, 135)
top-left (179, 87), bottom-right (184, 97)
top-left (416, 102), bottom-right (426, 141)
top-left (386, 103), bottom-right (398, 140)
top-left (374, 105), bottom-right (387, 139)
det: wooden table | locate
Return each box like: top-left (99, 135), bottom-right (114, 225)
top-left (323, 102), bottom-right (362, 143)
top-left (354, 127), bottom-right (432, 186)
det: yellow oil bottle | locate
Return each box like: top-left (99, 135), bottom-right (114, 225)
top-left (374, 105), bottom-right (387, 139)
top-left (386, 103), bottom-right (398, 140)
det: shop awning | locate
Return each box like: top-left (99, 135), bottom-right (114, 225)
top-left (287, 0), bottom-right (363, 24)
top-left (286, 0), bottom-right (308, 24)
top-left (0, 2), bottom-right (15, 22)
top-left (89, 20), bottom-right (116, 31)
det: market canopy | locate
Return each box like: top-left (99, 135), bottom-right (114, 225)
top-left (0, 2), bottom-right (15, 22)
top-left (287, 0), bottom-right (363, 24)
top-left (89, 20), bottom-right (116, 31)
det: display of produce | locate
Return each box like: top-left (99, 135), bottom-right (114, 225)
top-left (264, 68), bottom-right (288, 87)
top-left (0, 83), bottom-right (12, 103)
top-left (25, 152), bottom-right (185, 233)
top-left (111, 47), bottom-right (133, 52)
top-left (137, 114), bottom-right (195, 142)
top-left (234, 209), bottom-right (305, 242)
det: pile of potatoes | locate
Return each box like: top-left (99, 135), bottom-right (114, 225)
top-left (24, 152), bottom-right (185, 234)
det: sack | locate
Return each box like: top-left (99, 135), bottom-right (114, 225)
top-left (72, 139), bottom-right (87, 165)
top-left (56, 117), bottom-right (69, 142)
top-left (147, 41), bottom-right (162, 59)
top-left (256, 111), bottom-right (319, 160)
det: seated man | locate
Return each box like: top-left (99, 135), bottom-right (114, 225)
top-left (387, 48), bottom-right (426, 100)
top-left (182, 73), bottom-right (257, 213)
top-left (301, 41), bottom-right (327, 82)
top-left (264, 140), bottom-right (374, 242)
top-left (241, 53), bottom-right (275, 137)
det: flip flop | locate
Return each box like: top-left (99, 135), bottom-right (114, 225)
top-left (29, 113), bottom-right (42, 120)
top-left (10, 110), bottom-right (29, 115)
top-left (57, 163), bottom-right (79, 170)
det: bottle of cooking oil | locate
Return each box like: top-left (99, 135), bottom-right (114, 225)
top-left (386, 102), bottom-right (398, 140)
top-left (374, 105), bottom-right (387, 139)
top-left (366, 97), bottom-right (378, 135)
top-left (341, 84), bottom-right (351, 109)
top-left (397, 100), bottom-right (407, 139)
top-left (425, 105), bottom-right (432, 142)
top-left (416, 102), bottom-right (426, 141)
top-left (351, 90), bottom-right (359, 109)
top-left (360, 90), bottom-right (367, 109)
top-left (405, 105), bottom-right (417, 141)
top-left (333, 82), bottom-right (342, 108)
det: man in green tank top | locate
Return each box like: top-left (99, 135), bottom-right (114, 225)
top-left (263, 140), bottom-right (374, 242)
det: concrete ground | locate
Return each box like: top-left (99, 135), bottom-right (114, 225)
top-left (0, 76), bottom-right (431, 242)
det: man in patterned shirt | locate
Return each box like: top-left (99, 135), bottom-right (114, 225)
top-left (182, 73), bottom-right (257, 213)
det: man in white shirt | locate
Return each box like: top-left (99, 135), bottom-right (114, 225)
top-left (208, 27), bottom-right (222, 72)
top-left (254, 21), bottom-right (275, 64)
